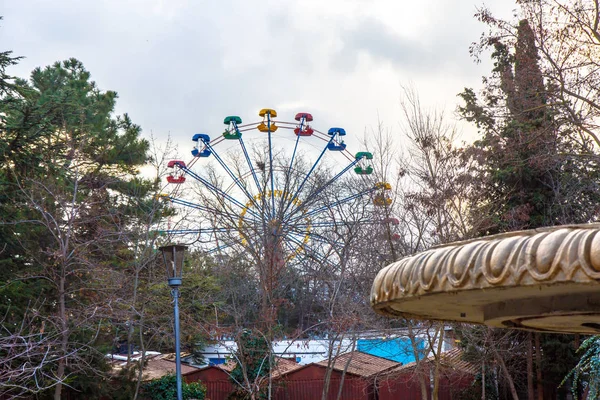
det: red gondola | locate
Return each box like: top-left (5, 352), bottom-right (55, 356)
top-left (167, 160), bottom-right (186, 184)
top-left (294, 112), bottom-right (313, 122)
top-left (294, 126), bottom-right (314, 136)
top-left (167, 160), bottom-right (186, 169)
top-left (167, 176), bottom-right (186, 184)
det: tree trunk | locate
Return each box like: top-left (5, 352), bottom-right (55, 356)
top-left (431, 324), bottom-right (444, 400)
top-left (527, 332), bottom-right (534, 400)
top-left (54, 274), bottom-right (68, 400)
top-left (535, 332), bottom-right (543, 400)
top-left (336, 338), bottom-right (356, 400)
top-left (126, 264), bottom-right (141, 366)
top-left (492, 345), bottom-right (519, 400)
top-left (481, 362), bottom-right (485, 400)
top-left (133, 302), bottom-right (147, 400)
top-left (321, 335), bottom-right (341, 400)
top-left (407, 322), bottom-right (428, 400)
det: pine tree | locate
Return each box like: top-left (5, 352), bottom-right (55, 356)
top-left (0, 57), bottom-right (154, 398)
top-left (459, 19), bottom-right (600, 235)
top-left (458, 18), bottom-right (597, 399)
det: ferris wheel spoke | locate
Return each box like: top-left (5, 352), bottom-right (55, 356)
top-left (266, 112), bottom-right (276, 220)
top-left (288, 220), bottom-right (348, 242)
top-left (178, 167), bottom-right (261, 219)
top-left (161, 227), bottom-right (239, 235)
top-left (294, 219), bottom-right (382, 229)
top-left (289, 186), bottom-right (377, 224)
top-left (294, 221), bottom-right (342, 229)
top-left (168, 196), bottom-right (224, 215)
top-left (206, 243), bottom-right (233, 254)
top-left (201, 141), bottom-right (262, 212)
top-left (168, 198), bottom-right (247, 225)
top-left (281, 239), bottom-right (316, 264)
top-left (238, 135), bottom-right (262, 194)
top-left (302, 159), bottom-right (361, 206)
top-left (285, 234), bottom-right (337, 267)
top-left (286, 229), bottom-right (339, 248)
top-left (280, 134), bottom-right (338, 218)
top-left (276, 118), bottom-right (304, 220)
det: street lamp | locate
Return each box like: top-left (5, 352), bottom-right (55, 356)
top-left (159, 244), bottom-right (187, 400)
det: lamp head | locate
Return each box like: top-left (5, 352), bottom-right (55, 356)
top-left (159, 244), bottom-right (187, 287)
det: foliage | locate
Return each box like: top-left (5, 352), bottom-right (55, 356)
top-left (0, 42), bottom-right (159, 396)
top-left (459, 18), bottom-right (600, 235)
top-left (457, 371), bottom-right (499, 400)
top-left (228, 329), bottom-right (272, 400)
top-left (563, 336), bottom-right (600, 400)
top-left (541, 334), bottom-right (578, 396)
top-left (458, 4), bottom-right (595, 398)
top-left (141, 374), bottom-right (206, 400)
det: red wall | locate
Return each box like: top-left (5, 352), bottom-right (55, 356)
top-left (437, 374), bottom-right (476, 400)
top-left (185, 364), bottom-right (475, 400)
top-left (185, 367), bottom-right (233, 400)
top-left (185, 366), bottom-right (229, 383)
top-left (378, 370), bottom-right (475, 400)
top-left (274, 364), bottom-right (374, 400)
top-left (378, 373), bottom-right (428, 400)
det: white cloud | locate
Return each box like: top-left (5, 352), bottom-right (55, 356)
top-left (1, 0), bottom-right (515, 155)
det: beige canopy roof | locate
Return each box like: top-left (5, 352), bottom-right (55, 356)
top-left (371, 224), bottom-right (600, 334)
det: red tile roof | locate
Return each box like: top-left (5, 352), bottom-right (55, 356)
top-left (316, 351), bottom-right (400, 378)
top-left (215, 361), bottom-right (236, 372)
top-left (199, 356), bottom-right (301, 377)
top-left (110, 354), bottom-right (200, 381)
top-left (271, 357), bottom-right (303, 378)
top-left (388, 347), bottom-right (478, 376)
top-left (438, 347), bottom-right (479, 375)
top-left (108, 353), bottom-right (200, 381)
top-left (145, 357), bottom-right (199, 381)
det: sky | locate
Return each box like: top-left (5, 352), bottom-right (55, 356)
top-left (1, 0), bottom-right (517, 157)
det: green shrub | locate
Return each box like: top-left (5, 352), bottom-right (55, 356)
top-left (142, 374), bottom-right (206, 400)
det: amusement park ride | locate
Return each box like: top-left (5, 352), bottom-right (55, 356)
top-left (157, 109), bottom-right (397, 275)
top-left (157, 109), bottom-right (600, 336)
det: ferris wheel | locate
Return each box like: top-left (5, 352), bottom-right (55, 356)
top-left (158, 109), bottom-right (395, 270)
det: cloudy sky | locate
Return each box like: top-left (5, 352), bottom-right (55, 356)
top-left (1, 0), bottom-right (516, 155)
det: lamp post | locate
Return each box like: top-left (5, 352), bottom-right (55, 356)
top-left (159, 244), bottom-right (187, 400)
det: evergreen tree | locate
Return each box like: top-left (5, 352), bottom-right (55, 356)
top-left (0, 56), bottom-right (154, 398)
top-left (459, 18), bottom-right (597, 399)
top-left (459, 19), bottom-right (600, 235)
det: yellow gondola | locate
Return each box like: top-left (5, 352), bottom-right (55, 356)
top-left (257, 122), bottom-right (278, 132)
top-left (258, 108), bottom-right (277, 118)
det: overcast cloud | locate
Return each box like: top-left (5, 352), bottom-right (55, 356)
top-left (1, 0), bottom-right (516, 154)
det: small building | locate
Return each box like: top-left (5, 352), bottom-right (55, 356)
top-left (273, 351), bottom-right (400, 400)
top-left (187, 357), bottom-right (301, 400)
top-left (377, 348), bottom-right (478, 400)
top-left (107, 352), bottom-right (200, 382)
top-left (185, 362), bottom-right (234, 400)
top-left (141, 355), bottom-right (201, 382)
top-left (185, 347), bottom-right (474, 399)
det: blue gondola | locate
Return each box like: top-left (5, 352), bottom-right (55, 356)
top-left (192, 133), bottom-right (212, 157)
top-left (327, 127), bottom-right (347, 151)
top-left (192, 148), bottom-right (211, 157)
